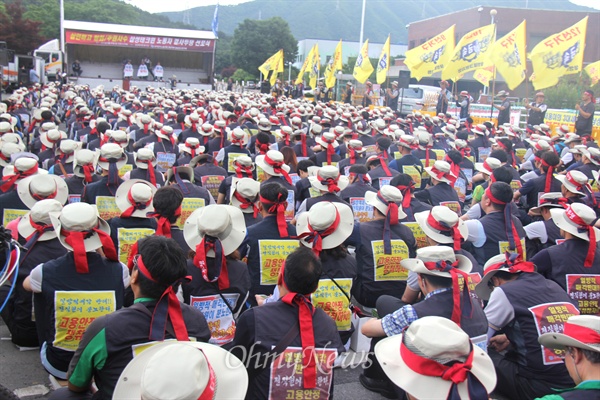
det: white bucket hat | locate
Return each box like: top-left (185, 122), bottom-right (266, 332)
top-left (134, 148), bottom-right (157, 169)
top-left (365, 185), bottom-right (407, 219)
top-left (230, 177), bottom-right (260, 214)
top-left (40, 129), bottom-right (67, 149)
top-left (316, 131), bottom-right (339, 150)
top-left (308, 165), bottom-right (349, 193)
top-left (110, 130), bottom-right (130, 148)
top-left (539, 315), bottom-right (600, 353)
top-left (580, 147), bottom-right (600, 166)
top-left (551, 203), bottom-right (600, 243)
top-left (55, 139), bottom-right (81, 163)
top-left (17, 174), bottom-right (68, 209)
top-left (475, 252), bottom-right (536, 300)
top-left (179, 138), bottom-right (205, 157)
top-left (73, 149), bottom-right (98, 180)
top-left (414, 207), bottom-right (468, 249)
top-left (425, 160), bottom-right (455, 184)
top-left (17, 199), bottom-right (63, 241)
top-left (475, 157), bottom-right (501, 176)
top-left (183, 204), bottom-right (246, 256)
top-left (401, 246), bottom-right (472, 278)
top-left (97, 143), bottom-right (127, 170)
top-left (375, 316), bottom-right (496, 400)
top-left (113, 341), bottom-right (248, 399)
top-left (529, 192), bottom-right (569, 215)
top-left (50, 202), bottom-right (112, 254)
top-left (0, 142), bottom-right (25, 167)
top-left (115, 179), bottom-right (156, 218)
top-left (296, 202), bottom-right (354, 253)
top-left (255, 150), bottom-right (291, 177)
top-left (556, 170), bottom-right (590, 196)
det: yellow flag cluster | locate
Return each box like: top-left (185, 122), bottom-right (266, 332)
top-left (530, 16), bottom-right (588, 90)
top-left (442, 24), bottom-right (496, 81)
top-left (376, 35), bottom-right (391, 84)
top-left (353, 40), bottom-right (374, 84)
top-left (486, 20), bottom-right (527, 90)
top-left (585, 60), bottom-right (600, 86)
top-left (258, 49), bottom-right (284, 85)
top-left (324, 40), bottom-right (343, 88)
top-left (404, 25), bottom-right (455, 82)
top-left (296, 44), bottom-right (318, 85)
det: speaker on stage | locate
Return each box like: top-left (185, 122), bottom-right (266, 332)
top-left (398, 70), bottom-right (410, 89)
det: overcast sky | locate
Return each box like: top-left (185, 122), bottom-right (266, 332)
top-left (122, 0), bottom-right (600, 14)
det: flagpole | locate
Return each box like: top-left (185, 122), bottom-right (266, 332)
top-left (489, 9), bottom-right (498, 123)
top-left (60, 0), bottom-right (65, 66)
top-left (359, 0), bottom-right (366, 88)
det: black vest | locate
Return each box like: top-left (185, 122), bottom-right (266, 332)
top-left (311, 151), bottom-right (342, 167)
top-left (353, 219), bottom-right (417, 308)
top-left (172, 182), bottom-right (213, 203)
top-left (106, 216), bottom-right (157, 253)
top-left (500, 273), bottom-right (575, 385)
top-left (339, 182), bottom-right (377, 204)
top-left (477, 211), bottom-right (525, 266)
top-left (527, 103), bottom-right (547, 126)
top-left (238, 301), bottom-right (344, 400)
top-left (413, 289), bottom-right (487, 344)
top-left (34, 252), bottom-right (125, 373)
top-left (222, 144), bottom-right (251, 176)
top-left (244, 216), bottom-right (297, 302)
top-left (65, 174), bottom-right (100, 197)
top-left (81, 176), bottom-right (123, 204)
top-left (418, 182), bottom-right (460, 206)
top-left (182, 258), bottom-right (251, 317)
top-left (130, 167), bottom-right (165, 186)
top-left (90, 301), bottom-right (210, 399)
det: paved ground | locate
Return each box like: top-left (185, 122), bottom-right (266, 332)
top-left (1, 322), bottom-right (386, 399)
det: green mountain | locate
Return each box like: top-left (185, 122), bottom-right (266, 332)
top-left (161, 0), bottom-right (593, 44)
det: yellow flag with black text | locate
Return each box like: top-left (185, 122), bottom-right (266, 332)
top-left (530, 16), bottom-right (588, 90)
top-left (585, 60), bottom-right (600, 86)
top-left (442, 24), bottom-right (495, 81)
top-left (258, 49), bottom-right (284, 85)
top-left (404, 25), bottom-right (455, 81)
top-left (309, 43), bottom-right (320, 88)
top-left (489, 20), bottom-right (527, 90)
top-left (295, 45), bottom-right (315, 85)
top-left (325, 40), bottom-right (343, 88)
top-left (353, 40), bottom-right (374, 84)
top-left (376, 35), bottom-right (391, 84)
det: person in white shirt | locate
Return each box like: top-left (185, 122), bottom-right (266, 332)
top-left (153, 62), bottom-right (164, 82)
top-left (137, 60), bottom-right (149, 80)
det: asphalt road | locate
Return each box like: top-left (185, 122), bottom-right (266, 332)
top-left (1, 321), bottom-right (386, 399)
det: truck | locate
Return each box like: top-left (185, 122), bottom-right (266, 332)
top-left (33, 39), bottom-right (64, 81)
top-left (0, 44), bottom-right (45, 92)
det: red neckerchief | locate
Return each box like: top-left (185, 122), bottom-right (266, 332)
top-left (62, 225), bottom-right (118, 273)
top-left (157, 129), bottom-right (175, 147)
top-left (135, 255), bottom-right (191, 341)
top-left (539, 158), bottom-right (555, 193)
top-left (426, 211), bottom-right (462, 251)
top-left (281, 292), bottom-right (317, 388)
top-left (193, 235), bottom-right (230, 290)
top-left (260, 194), bottom-right (288, 237)
top-left (257, 142), bottom-right (270, 155)
top-left (422, 259), bottom-right (470, 326)
top-left (120, 189), bottom-right (152, 218)
top-left (297, 208), bottom-right (340, 257)
top-left (485, 187), bottom-right (523, 257)
top-left (263, 154), bottom-right (292, 185)
top-left (378, 192), bottom-right (399, 254)
top-left (142, 160), bottom-right (157, 186)
top-left (444, 155), bottom-right (460, 187)
top-left (234, 163), bottom-right (253, 179)
top-left (565, 205), bottom-right (597, 267)
top-left (147, 206), bottom-right (181, 238)
top-left (233, 191), bottom-right (259, 218)
top-left (1, 164), bottom-right (38, 192)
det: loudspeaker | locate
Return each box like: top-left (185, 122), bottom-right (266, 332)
top-left (398, 70), bottom-right (411, 89)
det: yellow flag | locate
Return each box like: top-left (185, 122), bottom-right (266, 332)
top-left (442, 24), bottom-right (496, 81)
top-left (376, 35), bottom-right (391, 84)
top-left (258, 49), bottom-right (284, 85)
top-left (405, 25), bottom-right (455, 82)
top-left (473, 66), bottom-right (495, 87)
top-left (353, 40), bottom-right (374, 84)
top-left (296, 45), bottom-right (315, 85)
top-left (489, 20), bottom-right (527, 90)
top-left (530, 16), bottom-right (588, 90)
top-left (585, 60), bottom-right (600, 86)
top-left (308, 43), bottom-right (320, 88)
top-left (325, 40), bottom-right (343, 88)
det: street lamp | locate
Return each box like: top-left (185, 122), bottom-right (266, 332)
top-left (490, 9), bottom-right (497, 25)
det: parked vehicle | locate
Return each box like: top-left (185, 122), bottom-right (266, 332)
top-left (397, 84), bottom-right (441, 115)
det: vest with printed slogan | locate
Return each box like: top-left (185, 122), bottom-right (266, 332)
top-left (182, 258), bottom-right (251, 346)
top-left (67, 300), bottom-right (210, 399)
top-left (478, 211), bottom-right (525, 266)
top-left (413, 289), bottom-right (488, 350)
top-left (353, 219), bottom-right (417, 308)
top-left (222, 144), bottom-right (251, 176)
top-left (11, 239), bottom-right (66, 343)
top-left (240, 301), bottom-right (345, 400)
top-left (500, 272), bottom-right (577, 386)
top-left (34, 252), bottom-right (125, 373)
top-left (339, 182), bottom-right (377, 203)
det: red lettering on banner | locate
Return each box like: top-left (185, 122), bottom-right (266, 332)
top-left (500, 33), bottom-right (516, 49)
top-left (422, 34), bottom-right (445, 51)
top-left (544, 27), bottom-right (582, 49)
